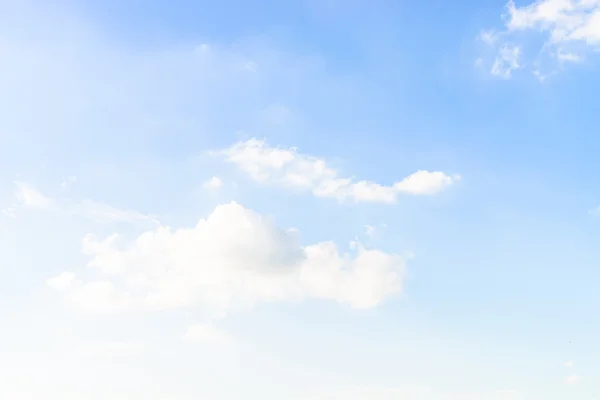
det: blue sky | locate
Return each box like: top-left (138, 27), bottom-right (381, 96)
top-left (2, 0), bottom-right (600, 399)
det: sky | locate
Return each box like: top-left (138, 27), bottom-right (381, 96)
top-left (2, 0), bottom-right (600, 398)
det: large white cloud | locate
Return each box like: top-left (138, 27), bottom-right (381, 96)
top-left (48, 202), bottom-right (407, 313)
top-left (217, 139), bottom-right (460, 203)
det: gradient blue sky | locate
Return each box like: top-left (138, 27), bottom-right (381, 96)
top-left (2, 0), bottom-right (600, 399)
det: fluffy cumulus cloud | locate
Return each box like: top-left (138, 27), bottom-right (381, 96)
top-left (217, 139), bottom-right (460, 203)
top-left (479, 0), bottom-right (600, 79)
top-left (47, 202), bottom-right (407, 313)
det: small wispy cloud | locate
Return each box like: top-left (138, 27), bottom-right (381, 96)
top-left (215, 139), bottom-right (460, 204)
top-left (565, 374), bottom-right (581, 385)
top-left (478, 0), bottom-right (600, 80)
top-left (61, 175), bottom-right (77, 189)
top-left (6, 181), bottom-right (159, 225)
top-left (203, 176), bottom-right (223, 190)
top-left (1, 207), bottom-right (17, 218)
top-left (479, 30), bottom-right (498, 46)
top-left (587, 205), bottom-right (600, 217)
top-left (2, 182), bottom-right (53, 217)
top-left (365, 225), bottom-right (376, 237)
top-left (68, 199), bottom-right (159, 224)
top-left (490, 45), bottom-right (522, 79)
top-left (14, 181), bottom-right (54, 209)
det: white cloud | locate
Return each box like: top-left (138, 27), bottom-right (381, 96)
top-left (505, 0), bottom-right (600, 41)
top-left (491, 45), bottom-right (522, 79)
top-left (241, 60), bottom-right (258, 72)
top-left (67, 199), bottom-right (159, 224)
top-left (217, 139), bottom-right (460, 203)
top-left (564, 359), bottom-right (574, 368)
top-left (68, 281), bottom-right (135, 313)
top-left (184, 324), bottom-right (233, 345)
top-left (60, 175), bottom-right (77, 189)
top-left (365, 225), bottom-right (376, 237)
top-left (1, 207), bottom-right (17, 218)
top-left (479, 30), bottom-right (499, 45)
top-left (8, 181), bottom-right (158, 225)
top-left (588, 205), bottom-right (600, 216)
top-left (565, 374), bottom-right (582, 385)
top-left (48, 202), bottom-right (407, 313)
top-left (3, 182), bottom-right (54, 217)
top-left (480, 0), bottom-right (600, 78)
top-left (556, 49), bottom-right (583, 62)
top-left (203, 176), bottom-right (223, 190)
top-left (14, 181), bottom-right (54, 209)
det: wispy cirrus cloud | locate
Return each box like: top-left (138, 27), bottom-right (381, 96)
top-left (14, 181), bottom-right (54, 209)
top-left (5, 181), bottom-right (159, 225)
top-left (478, 0), bottom-right (600, 80)
top-left (60, 175), bottom-right (78, 189)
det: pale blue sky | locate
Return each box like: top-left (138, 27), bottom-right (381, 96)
top-left (2, 0), bottom-right (600, 399)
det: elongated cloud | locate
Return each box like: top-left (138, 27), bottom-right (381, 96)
top-left (218, 139), bottom-right (460, 203)
top-left (6, 181), bottom-right (158, 225)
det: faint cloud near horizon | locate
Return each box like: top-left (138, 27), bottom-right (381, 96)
top-left (565, 374), bottom-right (582, 385)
